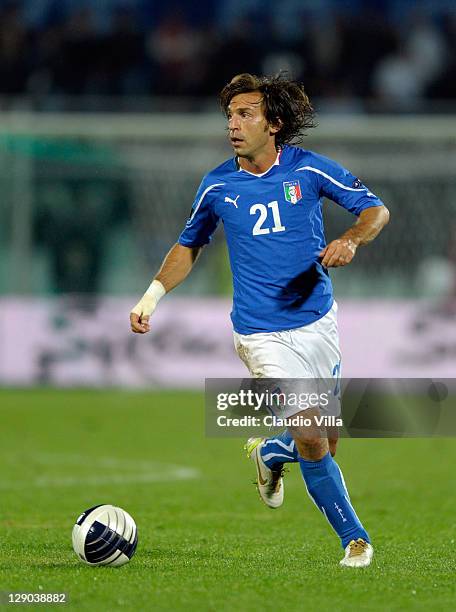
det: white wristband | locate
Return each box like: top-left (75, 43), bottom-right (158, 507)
top-left (145, 279), bottom-right (166, 302)
top-left (131, 280), bottom-right (166, 319)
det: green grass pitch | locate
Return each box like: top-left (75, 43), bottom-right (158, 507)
top-left (1, 389), bottom-right (456, 611)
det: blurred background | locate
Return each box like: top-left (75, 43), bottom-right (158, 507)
top-left (1, 0), bottom-right (455, 387)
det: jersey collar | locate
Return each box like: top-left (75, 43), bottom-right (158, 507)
top-left (236, 148), bottom-right (283, 177)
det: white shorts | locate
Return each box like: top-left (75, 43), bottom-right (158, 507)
top-left (233, 301), bottom-right (341, 418)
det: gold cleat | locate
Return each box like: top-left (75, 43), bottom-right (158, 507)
top-left (245, 437), bottom-right (284, 509)
top-left (340, 538), bottom-right (374, 568)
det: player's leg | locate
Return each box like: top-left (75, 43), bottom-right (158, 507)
top-left (251, 423), bottom-right (336, 466)
top-left (250, 302), bottom-right (342, 466)
top-left (244, 428), bottom-right (299, 507)
top-left (297, 302), bottom-right (342, 458)
top-left (257, 429), bottom-right (299, 467)
top-left (235, 328), bottom-right (308, 467)
top-left (288, 408), bottom-right (373, 567)
top-left (251, 424), bottom-right (335, 471)
top-left (290, 306), bottom-right (372, 566)
top-left (235, 330), bottom-right (306, 508)
top-left (258, 425), bottom-right (337, 464)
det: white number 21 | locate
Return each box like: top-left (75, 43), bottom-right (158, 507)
top-left (250, 201), bottom-right (286, 236)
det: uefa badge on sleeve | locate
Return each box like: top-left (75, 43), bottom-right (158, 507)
top-left (283, 180), bottom-right (302, 204)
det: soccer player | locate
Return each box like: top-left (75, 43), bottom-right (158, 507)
top-left (130, 73), bottom-right (389, 567)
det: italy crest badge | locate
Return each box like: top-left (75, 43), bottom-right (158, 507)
top-left (283, 180), bottom-right (302, 204)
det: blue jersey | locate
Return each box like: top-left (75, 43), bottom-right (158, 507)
top-left (178, 145), bottom-right (384, 335)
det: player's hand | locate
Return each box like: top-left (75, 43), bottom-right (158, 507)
top-left (319, 238), bottom-right (357, 268)
top-left (130, 294), bottom-right (157, 334)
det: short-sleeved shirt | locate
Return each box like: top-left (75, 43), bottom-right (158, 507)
top-left (179, 145), bottom-right (384, 335)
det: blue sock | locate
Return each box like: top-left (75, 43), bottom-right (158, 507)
top-left (260, 430), bottom-right (299, 469)
top-left (299, 452), bottom-right (370, 549)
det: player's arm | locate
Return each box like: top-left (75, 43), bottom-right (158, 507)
top-left (130, 175), bottom-right (222, 333)
top-left (130, 243), bottom-right (202, 334)
top-left (320, 205), bottom-right (390, 268)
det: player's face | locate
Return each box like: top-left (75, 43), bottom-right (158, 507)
top-left (227, 92), bottom-right (276, 158)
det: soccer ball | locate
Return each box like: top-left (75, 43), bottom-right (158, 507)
top-left (72, 504), bottom-right (138, 567)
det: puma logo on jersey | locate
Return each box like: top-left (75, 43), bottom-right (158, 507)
top-left (224, 195), bottom-right (240, 208)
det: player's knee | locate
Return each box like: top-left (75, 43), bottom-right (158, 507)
top-left (294, 435), bottom-right (328, 461)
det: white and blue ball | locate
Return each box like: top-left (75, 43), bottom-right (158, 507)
top-left (72, 504), bottom-right (138, 567)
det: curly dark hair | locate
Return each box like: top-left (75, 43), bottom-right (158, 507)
top-left (219, 73), bottom-right (317, 147)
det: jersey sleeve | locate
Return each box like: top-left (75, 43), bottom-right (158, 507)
top-left (300, 153), bottom-right (384, 216)
top-left (178, 178), bottom-right (224, 247)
